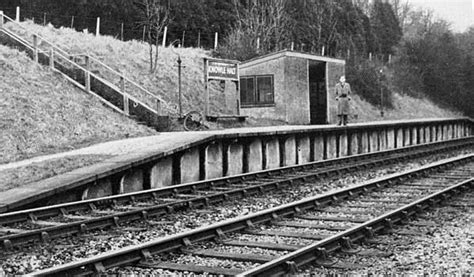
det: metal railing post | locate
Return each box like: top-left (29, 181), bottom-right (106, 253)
top-left (49, 48), bottom-right (54, 69)
top-left (156, 99), bottom-right (162, 115)
top-left (33, 34), bottom-right (38, 63)
top-left (85, 55), bottom-right (91, 92)
top-left (121, 76), bottom-right (129, 115)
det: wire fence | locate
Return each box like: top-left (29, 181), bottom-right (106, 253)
top-left (2, 8), bottom-right (219, 49)
top-left (1, 7), bottom-right (395, 64)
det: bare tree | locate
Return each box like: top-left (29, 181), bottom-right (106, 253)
top-left (353, 0), bottom-right (372, 15)
top-left (389, 0), bottom-right (411, 31)
top-left (302, 0), bottom-right (339, 54)
top-left (239, 0), bottom-right (291, 51)
top-left (134, 0), bottom-right (170, 74)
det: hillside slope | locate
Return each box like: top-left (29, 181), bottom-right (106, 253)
top-left (0, 45), bottom-right (155, 164)
top-left (6, 21), bottom-right (234, 117)
top-left (8, 21), bottom-right (461, 125)
top-left (348, 92), bottom-right (461, 122)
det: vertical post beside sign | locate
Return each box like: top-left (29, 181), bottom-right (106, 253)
top-left (236, 63), bottom-right (240, 115)
top-left (204, 58), bottom-right (209, 116)
top-left (0, 11), bottom-right (4, 29)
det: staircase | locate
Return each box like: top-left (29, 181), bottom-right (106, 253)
top-left (0, 12), bottom-right (170, 130)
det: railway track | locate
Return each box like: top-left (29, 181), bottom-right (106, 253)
top-left (30, 154), bottom-right (473, 276)
top-left (301, 191), bottom-right (474, 274)
top-left (1, 138), bottom-right (472, 250)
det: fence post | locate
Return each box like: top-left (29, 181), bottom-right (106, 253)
top-left (214, 32), bottom-right (218, 50)
top-left (71, 16), bottom-right (74, 28)
top-left (120, 76), bottom-right (129, 115)
top-left (33, 34), bottom-right (38, 63)
top-left (120, 23), bottom-right (124, 41)
top-left (162, 26), bottom-right (167, 47)
top-left (156, 99), bottom-right (162, 115)
top-left (49, 48), bottom-right (54, 69)
top-left (85, 55), bottom-right (91, 92)
top-left (0, 11), bottom-right (4, 29)
top-left (15, 6), bottom-right (20, 22)
top-left (256, 37), bottom-right (260, 50)
top-left (96, 17), bottom-right (100, 36)
top-left (290, 42), bottom-right (294, 51)
top-left (197, 31), bottom-right (201, 48)
top-left (43, 13), bottom-right (46, 26)
top-left (181, 30), bottom-right (185, 47)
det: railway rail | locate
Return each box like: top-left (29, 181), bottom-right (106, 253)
top-left (30, 153), bottom-right (473, 276)
top-left (1, 138), bottom-right (472, 250)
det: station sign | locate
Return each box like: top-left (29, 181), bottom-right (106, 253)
top-left (206, 59), bottom-right (239, 81)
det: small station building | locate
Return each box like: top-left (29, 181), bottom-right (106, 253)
top-left (239, 50), bottom-right (346, 125)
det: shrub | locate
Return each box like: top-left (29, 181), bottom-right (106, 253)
top-left (346, 60), bottom-right (394, 109)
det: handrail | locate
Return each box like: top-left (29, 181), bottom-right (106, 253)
top-left (49, 46), bottom-right (161, 115)
top-left (53, 67), bottom-right (128, 115)
top-left (1, 25), bottom-right (160, 118)
top-left (84, 54), bottom-right (167, 104)
top-left (0, 26), bottom-right (130, 114)
top-left (0, 11), bottom-right (170, 116)
top-left (1, 13), bottom-right (70, 57)
top-left (0, 27), bottom-right (32, 50)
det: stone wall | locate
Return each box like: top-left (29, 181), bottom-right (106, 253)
top-left (83, 118), bottom-right (473, 199)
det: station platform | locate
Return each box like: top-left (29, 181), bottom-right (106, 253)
top-left (0, 118), bottom-right (471, 212)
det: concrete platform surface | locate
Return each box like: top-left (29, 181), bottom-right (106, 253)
top-left (0, 118), bottom-right (469, 212)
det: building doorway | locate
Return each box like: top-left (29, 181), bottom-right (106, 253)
top-left (308, 61), bottom-right (327, 124)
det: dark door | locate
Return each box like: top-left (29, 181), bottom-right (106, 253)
top-left (309, 61), bottom-right (327, 124)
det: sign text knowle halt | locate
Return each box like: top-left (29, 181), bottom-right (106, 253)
top-left (207, 60), bottom-right (239, 81)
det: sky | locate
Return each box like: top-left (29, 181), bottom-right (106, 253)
top-left (407, 0), bottom-right (474, 32)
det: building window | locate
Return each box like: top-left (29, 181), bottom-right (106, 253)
top-left (240, 75), bottom-right (274, 107)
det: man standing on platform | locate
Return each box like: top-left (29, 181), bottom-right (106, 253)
top-left (335, 76), bottom-right (352, 126)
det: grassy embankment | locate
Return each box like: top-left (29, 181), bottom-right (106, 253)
top-left (0, 44), bottom-right (155, 164)
top-left (10, 21), bottom-right (460, 124)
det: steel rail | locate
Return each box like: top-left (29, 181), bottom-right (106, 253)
top-left (0, 138), bottom-right (472, 250)
top-left (29, 154), bottom-right (473, 276)
top-left (240, 177), bottom-right (474, 276)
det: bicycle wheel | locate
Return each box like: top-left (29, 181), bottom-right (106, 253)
top-left (183, 111), bottom-right (204, 131)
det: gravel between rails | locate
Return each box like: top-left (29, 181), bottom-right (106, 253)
top-left (302, 195), bottom-right (474, 275)
top-left (0, 148), bottom-right (472, 275)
